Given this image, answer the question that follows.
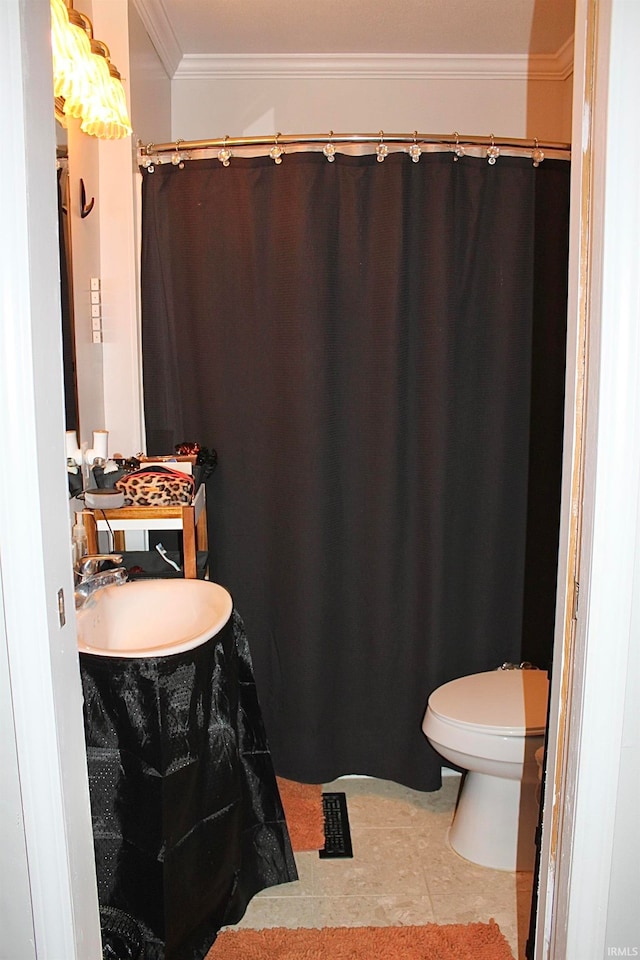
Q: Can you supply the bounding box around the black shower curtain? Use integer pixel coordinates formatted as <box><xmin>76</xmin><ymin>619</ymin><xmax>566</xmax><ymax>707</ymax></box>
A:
<box><xmin>141</xmin><ymin>151</ymin><xmax>569</xmax><ymax>791</ymax></box>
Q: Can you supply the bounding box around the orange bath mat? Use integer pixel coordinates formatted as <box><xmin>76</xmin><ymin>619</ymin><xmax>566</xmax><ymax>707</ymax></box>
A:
<box><xmin>209</xmin><ymin>920</ymin><xmax>515</xmax><ymax>959</ymax></box>
<box><xmin>276</xmin><ymin>777</ymin><xmax>325</xmax><ymax>852</ymax></box>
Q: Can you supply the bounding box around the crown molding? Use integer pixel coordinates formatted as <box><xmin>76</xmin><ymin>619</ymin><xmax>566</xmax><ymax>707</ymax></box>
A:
<box><xmin>130</xmin><ymin>0</ymin><xmax>573</xmax><ymax>84</ymax></box>
<box><xmin>175</xmin><ymin>47</ymin><xmax>574</xmax><ymax>82</ymax></box>
<box><xmin>131</xmin><ymin>0</ymin><xmax>182</xmax><ymax>79</ymax></box>
<box><xmin>552</xmin><ymin>36</ymin><xmax>575</xmax><ymax>81</ymax></box>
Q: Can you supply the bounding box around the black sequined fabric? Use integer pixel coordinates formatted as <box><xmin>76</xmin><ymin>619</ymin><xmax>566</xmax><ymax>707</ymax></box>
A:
<box><xmin>80</xmin><ymin>609</ymin><xmax>297</xmax><ymax>960</ymax></box>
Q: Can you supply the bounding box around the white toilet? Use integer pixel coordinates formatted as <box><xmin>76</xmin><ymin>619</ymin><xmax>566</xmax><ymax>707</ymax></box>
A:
<box><xmin>422</xmin><ymin>667</ymin><xmax>549</xmax><ymax>872</ymax></box>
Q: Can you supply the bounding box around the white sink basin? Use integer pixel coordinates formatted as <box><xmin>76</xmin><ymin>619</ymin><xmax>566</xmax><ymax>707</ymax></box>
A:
<box><xmin>76</xmin><ymin>579</ymin><xmax>233</xmax><ymax>658</ymax></box>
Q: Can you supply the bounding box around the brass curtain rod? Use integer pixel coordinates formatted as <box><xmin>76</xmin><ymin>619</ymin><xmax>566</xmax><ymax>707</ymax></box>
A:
<box><xmin>139</xmin><ymin>131</ymin><xmax>571</xmax><ymax>157</ymax></box>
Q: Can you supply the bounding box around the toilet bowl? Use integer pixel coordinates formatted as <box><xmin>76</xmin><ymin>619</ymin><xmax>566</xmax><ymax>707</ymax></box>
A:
<box><xmin>422</xmin><ymin>668</ymin><xmax>549</xmax><ymax>871</ymax></box>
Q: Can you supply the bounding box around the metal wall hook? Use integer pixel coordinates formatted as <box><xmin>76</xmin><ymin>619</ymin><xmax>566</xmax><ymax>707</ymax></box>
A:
<box><xmin>80</xmin><ymin>178</ymin><xmax>95</xmax><ymax>218</ymax></box>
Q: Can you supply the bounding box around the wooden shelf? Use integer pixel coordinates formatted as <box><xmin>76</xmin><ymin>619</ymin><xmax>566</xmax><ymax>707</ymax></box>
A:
<box><xmin>82</xmin><ymin>484</ymin><xmax>208</xmax><ymax>579</ymax></box>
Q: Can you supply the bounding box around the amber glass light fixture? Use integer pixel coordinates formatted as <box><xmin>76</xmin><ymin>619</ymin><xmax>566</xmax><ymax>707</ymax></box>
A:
<box><xmin>51</xmin><ymin>0</ymin><xmax>132</xmax><ymax>140</ymax></box>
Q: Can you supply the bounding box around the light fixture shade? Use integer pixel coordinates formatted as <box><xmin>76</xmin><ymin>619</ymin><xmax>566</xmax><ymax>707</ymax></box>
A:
<box><xmin>80</xmin><ymin>76</ymin><xmax>132</xmax><ymax>139</ymax></box>
<box><xmin>51</xmin><ymin>0</ymin><xmax>92</xmax><ymax>107</ymax></box>
<box><xmin>51</xmin><ymin>0</ymin><xmax>71</xmax><ymax>97</ymax></box>
<box><xmin>105</xmin><ymin>66</ymin><xmax>133</xmax><ymax>139</ymax></box>
<box><xmin>50</xmin><ymin>0</ymin><xmax>132</xmax><ymax>141</ymax></box>
<box><xmin>80</xmin><ymin>46</ymin><xmax>132</xmax><ymax>139</ymax></box>
<box><xmin>62</xmin><ymin>22</ymin><xmax>96</xmax><ymax>119</ymax></box>
<box><xmin>79</xmin><ymin>44</ymin><xmax>114</xmax><ymax>135</ymax></box>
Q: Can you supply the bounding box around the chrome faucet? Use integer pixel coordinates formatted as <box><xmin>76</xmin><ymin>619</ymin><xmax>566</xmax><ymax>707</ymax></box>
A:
<box><xmin>74</xmin><ymin>554</ymin><xmax>128</xmax><ymax>608</ymax></box>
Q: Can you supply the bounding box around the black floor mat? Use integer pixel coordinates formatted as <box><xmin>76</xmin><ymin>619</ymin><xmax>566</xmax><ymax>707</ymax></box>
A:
<box><xmin>319</xmin><ymin>792</ymin><xmax>353</xmax><ymax>858</ymax></box>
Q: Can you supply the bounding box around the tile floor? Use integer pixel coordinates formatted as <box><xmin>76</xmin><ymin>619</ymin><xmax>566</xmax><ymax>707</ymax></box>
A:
<box><xmin>225</xmin><ymin>773</ymin><xmax>534</xmax><ymax>960</ymax></box>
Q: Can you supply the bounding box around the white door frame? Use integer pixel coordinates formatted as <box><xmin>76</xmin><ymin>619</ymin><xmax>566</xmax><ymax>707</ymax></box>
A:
<box><xmin>0</xmin><ymin>2</ymin><xmax>101</xmax><ymax>956</ymax></box>
<box><xmin>536</xmin><ymin>0</ymin><xmax>640</xmax><ymax>955</ymax></box>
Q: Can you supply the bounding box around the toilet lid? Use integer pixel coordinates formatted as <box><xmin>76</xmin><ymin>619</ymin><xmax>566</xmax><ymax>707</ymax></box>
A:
<box><xmin>427</xmin><ymin>669</ymin><xmax>549</xmax><ymax>736</ymax></box>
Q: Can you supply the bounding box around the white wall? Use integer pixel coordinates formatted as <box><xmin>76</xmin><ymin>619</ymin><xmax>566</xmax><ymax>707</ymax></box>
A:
<box><xmin>67</xmin><ymin>114</ymin><xmax>104</xmax><ymax>446</ymax></box>
<box><xmin>67</xmin><ymin>0</ymin><xmax>171</xmax><ymax>459</ymax></box>
<box><xmin>128</xmin><ymin>0</ymin><xmax>172</xmax><ymax>146</ymax></box>
<box><xmin>171</xmin><ymin>72</ymin><xmax>571</xmax><ymax>144</ymax></box>
<box><xmin>606</xmin><ymin>536</ymin><xmax>640</xmax><ymax>949</ymax></box>
<box><xmin>599</xmin><ymin>1</ymin><xmax>640</xmax><ymax>949</ymax></box>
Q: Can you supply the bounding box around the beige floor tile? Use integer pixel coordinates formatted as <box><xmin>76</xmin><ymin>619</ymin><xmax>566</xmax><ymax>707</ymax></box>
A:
<box><xmin>306</xmin><ymin>894</ymin><xmax>437</xmax><ymax>927</ymax></box>
<box><xmin>225</xmin><ymin>773</ymin><xmax>529</xmax><ymax>958</ymax></box>
<box><xmin>323</xmin><ymin>774</ymin><xmax>461</xmax><ymax>829</ymax></box>
<box><xmin>228</xmin><ymin>895</ymin><xmax>320</xmax><ymax>929</ymax></box>
<box><xmin>312</xmin><ymin>849</ymin><xmax>429</xmax><ymax>899</ymax></box>
<box><xmin>422</xmin><ymin>844</ymin><xmax>525</xmax><ymax>898</ymax></box>
<box><xmin>227</xmin><ymin>894</ymin><xmax>438</xmax><ymax>931</ymax></box>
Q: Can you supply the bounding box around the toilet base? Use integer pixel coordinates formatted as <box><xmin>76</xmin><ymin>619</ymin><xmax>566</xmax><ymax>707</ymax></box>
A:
<box><xmin>449</xmin><ymin>768</ymin><xmax>540</xmax><ymax>871</ymax></box>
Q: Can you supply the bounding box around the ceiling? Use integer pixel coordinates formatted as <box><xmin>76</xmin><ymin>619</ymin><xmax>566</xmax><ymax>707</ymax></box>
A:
<box><xmin>134</xmin><ymin>0</ymin><xmax>576</xmax><ymax>77</ymax></box>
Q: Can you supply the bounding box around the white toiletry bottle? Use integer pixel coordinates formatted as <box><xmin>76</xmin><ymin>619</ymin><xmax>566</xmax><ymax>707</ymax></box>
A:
<box><xmin>72</xmin><ymin>513</ymin><xmax>88</xmax><ymax>565</ymax></box>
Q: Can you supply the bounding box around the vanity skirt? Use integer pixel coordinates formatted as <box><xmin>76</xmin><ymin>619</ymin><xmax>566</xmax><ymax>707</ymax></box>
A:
<box><xmin>79</xmin><ymin>608</ymin><xmax>298</xmax><ymax>960</ymax></box>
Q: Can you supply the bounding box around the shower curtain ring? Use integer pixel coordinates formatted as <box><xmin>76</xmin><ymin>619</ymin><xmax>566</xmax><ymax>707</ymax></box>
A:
<box><xmin>487</xmin><ymin>134</ymin><xmax>500</xmax><ymax>165</ymax></box>
<box><xmin>409</xmin><ymin>130</ymin><xmax>422</xmax><ymax>163</ymax></box>
<box><xmin>171</xmin><ymin>138</ymin><xmax>185</xmax><ymax>168</ymax></box>
<box><xmin>532</xmin><ymin>138</ymin><xmax>545</xmax><ymax>168</ymax></box>
<box><xmin>270</xmin><ymin>133</ymin><xmax>284</xmax><ymax>164</ymax></box>
<box><xmin>218</xmin><ymin>135</ymin><xmax>232</xmax><ymax>167</ymax></box>
<box><xmin>376</xmin><ymin>130</ymin><xmax>388</xmax><ymax>163</ymax></box>
<box><xmin>142</xmin><ymin>143</ymin><xmax>157</xmax><ymax>173</ymax></box>
<box><xmin>452</xmin><ymin>131</ymin><xmax>465</xmax><ymax>161</ymax></box>
<box><xmin>323</xmin><ymin>130</ymin><xmax>336</xmax><ymax>162</ymax></box>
